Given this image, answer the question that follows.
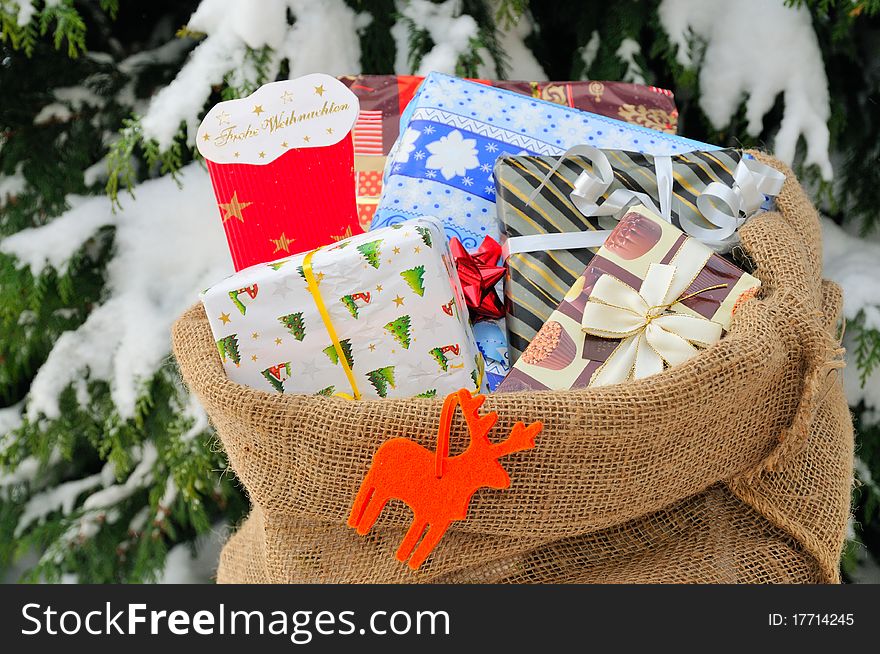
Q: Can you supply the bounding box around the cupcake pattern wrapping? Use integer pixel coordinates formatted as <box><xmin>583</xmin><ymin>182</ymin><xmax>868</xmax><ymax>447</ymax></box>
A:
<box><xmin>494</xmin><ymin>148</ymin><xmax>760</xmax><ymax>366</ymax></box>
<box><xmin>496</xmin><ymin>205</ymin><xmax>761</xmax><ymax>392</ymax></box>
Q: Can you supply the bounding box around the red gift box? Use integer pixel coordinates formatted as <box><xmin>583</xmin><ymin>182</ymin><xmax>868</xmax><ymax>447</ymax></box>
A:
<box><xmin>198</xmin><ymin>74</ymin><xmax>361</xmax><ymax>271</ymax></box>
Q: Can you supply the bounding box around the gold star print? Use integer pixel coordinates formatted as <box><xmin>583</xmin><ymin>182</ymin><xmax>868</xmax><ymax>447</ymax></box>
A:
<box><xmin>316</xmin><ymin>272</ymin><xmax>325</xmax><ymax>282</ymax></box>
<box><xmin>201</xmin><ymin>132</ymin><xmax>211</xmax><ymax>142</ymax></box>
<box><xmin>414</xmin><ymin>246</ymin><xmax>421</xmax><ymax>254</ymax></box>
<box><xmin>393</xmin><ymin>295</ymin><xmax>405</xmax><ymax>307</ymax></box>
<box><xmin>375</xmin><ymin>284</ymin><xmax>383</xmax><ymax>292</ymax></box>
<box><xmin>258</xmin><ymin>151</ymin><xmax>266</xmax><ymax>159</ymax></box>
<box><xmin>252</xmin><ymin>104</ymin><xmax>265</xmax><ymax>116</ymax></box>
<box><xmin>218</xmin><ymin>192</ymin><xmax>253</xmax><ymax>223</ymax></box>
<box><xmin>216</xmin><ymin>110</ymin><xmax>231</xmax><ymax>125</ymax></box>
<box><xmin>281</xmin><ymin>141</ymin><xmax>289</xmax><ymax>148</ymax></box>
<box><xmin>303</xmin><ymin>135</ymin><xmax>311</xmax><ymax>143</ymax></box>
<box><xmin>251</xmin><ymin>355</ymin><xmax>258</xmax><ymax>362</ymax></box>
<box><xmin>275</xmin><ymin>338</ymin><xmax>283</xmax><ymax>346</ymax></box>
<box><xmin>281</xmin><ymin>90</ymin><xmax>294</xmax><ymax>103</ymax></box>
<box><xmin>368</xmin><ymin>344</ymin><xmax>376</xmax><ymax>352</ymax></box>
<box><xmin>330</xmin><ymin>226</ymin><xmax>353</xmax><ymax>241</ymax></box>
<box><xmin>252</xmin><ymin>332</ymin><xmax>259</xmax><ymax>340</ymax></box>
<box><xmin>314</xmin><ymin>84</ymin><xmax>325</xmax><ymax>97</ymax></box>
<box><xmin>387</xmin><ymin>259</ymin><xmax>392</xmax><ymax>264</ymax></box>
<box><xmin>270</xmin><ymin>232</ymin><xmax>294</xmax><ymax>254</ymax></box>
<box><xmin>219</xmin><ymin>312</ymin><xmax>231</xmax><ymax>325</ymax></box>
<box><xmin>392</xmin><ymin>246</ymin><xmax>401</xmax><ymax>254</ymax></box>
<box><xmin>326</xmin><ymin>127</ymin><xmax>334</xmax><ymax>135</ymax></box>
<box><xmin>233</xmin><ymin>152</ymin><xmax>240</xmax><ymax>158</ymax></box>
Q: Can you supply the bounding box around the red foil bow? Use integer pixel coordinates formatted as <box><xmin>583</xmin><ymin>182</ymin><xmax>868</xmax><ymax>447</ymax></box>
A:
<box><xmin>449</xmin><ymin>237</ymin><xmax>506</xmax><ymax>321</ymax></box>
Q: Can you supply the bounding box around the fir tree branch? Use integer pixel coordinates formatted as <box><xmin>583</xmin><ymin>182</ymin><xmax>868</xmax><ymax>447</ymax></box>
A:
<box><xmin>853</xmin><ymin>310</ymin><xmax>880</xmax><ymax>387</ymax></box>
<box><xmin>494</xmin><ymin>0</ymin><xmax>528</xmax><ymax>29</ymax></box>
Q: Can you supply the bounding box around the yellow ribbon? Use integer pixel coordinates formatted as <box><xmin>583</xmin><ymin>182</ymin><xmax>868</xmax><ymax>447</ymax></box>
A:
<box><xmin>474</xmin><ymin>351</ymin><xmax>486</xmax><ymax>393</ymax></box>
<box><xmin>302</xmin><ymin>247</ymin><xmax>362</xmax><ymax>400</ymax></box>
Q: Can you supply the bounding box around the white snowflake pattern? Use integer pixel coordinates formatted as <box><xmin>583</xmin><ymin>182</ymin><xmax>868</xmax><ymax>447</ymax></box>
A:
<box><xmin>485</xmin><ymin>143</ymin><xmax>498</xmax><ymax>153</ymax></box>
<box><xmin>461</xmin><ymin>176</ymin><xmax>474</xmax><ymax>187</ymax></box>
<box><xmin>392</xmin><ymin>162</ymin><xmax>403</xmax><ymax>173</ymax></box>
<box><xmin>424</xmin><ymin>169</ymin><xmax>437</xmax><ymax>179</ymax></box>
<box><xmin>598</xmin><ymin>127</ymin><xmax>637</xmax><ymax>151</ymax></box>
<box><xmin>484</xmin><ymin>185</ymin><xmax>495</xmax><ymax>195</ymax></box>
<box><xmin>479</xmin><ymin>163</ymin><xmax>492</xmax><ymax>173</ymax></box>
<box><xmin>509</xmin><ymin>103</ymin><xmax>544</xmax><ymax>131</ymax></box>
<box><xmin>395</xmin><ymin>127</ymin><xmax>421</xmax><ymax>164</ymax></box>
<box><xmin>477</xmin><ymin>93</ymin><xmax>508</xmax><ymax>118</ymax></box>
<box><xmin>573</xmin><ymin>119</ymin><xmax>593</xmax><ymax>136</ymax></box>
<box><xmin>397</xmin><ymin>180</ymin><xmax>428</xmax><ymax>209</ymax></box>
<box><xmin>423</xmin><ymin>125</ymin><xmax>435</xmax><ymax>135</ymax></box>
<box><xmin>414</xmin><ymin>150</ymin><xmax>426</xmax><ymax>160</ymax></box>
<box><xmin>425</xmin><ymin>129</ymin><xmax>479</xmax><ymax>180</ymax></box>
<box><xmin>429</xmin><ymin>187</ymin><xmax>503</xmax><ymax>242</ymax></box>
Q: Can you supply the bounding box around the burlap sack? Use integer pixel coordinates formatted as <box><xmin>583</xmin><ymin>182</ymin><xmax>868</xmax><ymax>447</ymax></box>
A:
<box><xmin>172</xmin><ymin>153</ymin><xmax>854</xmax><ymax>584</ymax></box>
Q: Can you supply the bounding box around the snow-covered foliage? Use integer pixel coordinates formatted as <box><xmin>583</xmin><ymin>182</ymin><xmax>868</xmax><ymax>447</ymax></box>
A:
<box><xmin>401</xmin><ymin>0</ymin><xmax>480</xmax><ymax>75</ymax></box>
<box><xmin>822</xmin><ymin>218</ymin><xmax>880</xmax><ymax>416</ymax></box>
<box><xmin>141</xmin><ymin>0</ymin><xmax>368</xmax><ymax>149</ymax></box>
<box><xmin>658</xmin><ymin>0</ymin><xmax>832</xmax><ymax>179</ymax></box>
<box><xmin>2</xmin><ymin>165</ymin><xmax>230</xmax><ymax>420</ymax></box>
<box><xmin>2</xmin><ymin>0</ymin><xmax>879</xmax><ymax>583</ymax></box>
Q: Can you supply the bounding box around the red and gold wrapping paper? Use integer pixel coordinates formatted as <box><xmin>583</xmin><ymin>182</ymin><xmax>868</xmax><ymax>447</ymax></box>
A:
<box><xmin>198</xmin><ymin>74</ymin><xmax>361</xmax><ymax>271</ymax></box>
<box><xmin>206</xmin><ymin>139</ymin><xmax>359</xmax><ymax>271</ymax></box>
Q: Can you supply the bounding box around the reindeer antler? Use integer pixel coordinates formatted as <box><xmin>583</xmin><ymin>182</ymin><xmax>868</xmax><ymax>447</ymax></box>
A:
<box><xmin>492</xmin><ymin>420</ymin><xmax>542</xmax><ymax>458</ymax></box>
<box><xmin>455</xmin><ymin>389</ymin><xmax>498</xmax><ymax>447</ymax></box>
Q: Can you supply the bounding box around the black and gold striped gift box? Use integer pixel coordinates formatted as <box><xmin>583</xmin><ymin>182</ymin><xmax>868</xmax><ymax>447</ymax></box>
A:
<box><xmin>495</xmin><ymin>148</ymin><xmax>742</xmax><ymax>364</ymax></box>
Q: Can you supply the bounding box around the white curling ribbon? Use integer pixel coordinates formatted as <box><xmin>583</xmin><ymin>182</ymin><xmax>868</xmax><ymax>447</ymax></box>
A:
<box><xmin>691</xmin><ymin>157</ymin><xmax>786</xmax><ymax>248</ymax></box>
<box><xmin>580</xmin><ymin>258</ymin><xmax>724</xmax><ymax>387</ymax></box>
<box><xmin>569</xmin><ymin>146</ymin><xmax>673</xmax><ymax>223</ymax></box>
<box><xmin>510</xmin><ymin>147</ymin><xmax>784</xmax><ymax>256</ymax></box>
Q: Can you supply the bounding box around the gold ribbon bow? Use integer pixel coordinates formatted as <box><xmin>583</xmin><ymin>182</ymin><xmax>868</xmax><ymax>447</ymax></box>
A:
<box><xmin>581</xmin><ymin>242</ymin><xmax>725</xmax><ymax>386</ymax></box>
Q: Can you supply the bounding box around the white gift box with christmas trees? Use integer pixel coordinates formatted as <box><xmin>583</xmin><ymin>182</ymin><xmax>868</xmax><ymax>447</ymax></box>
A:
<box><xmin>201</xmin><ymin>216</ymin><xmax>485</xmax><ymax>399</ymax></box>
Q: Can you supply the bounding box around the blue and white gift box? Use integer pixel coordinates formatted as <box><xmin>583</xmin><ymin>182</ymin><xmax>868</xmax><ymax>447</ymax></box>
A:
<box><xmin>370</xmin><ymin>72</ymin><xmax>719</xmax><ymax>250</ymax></box>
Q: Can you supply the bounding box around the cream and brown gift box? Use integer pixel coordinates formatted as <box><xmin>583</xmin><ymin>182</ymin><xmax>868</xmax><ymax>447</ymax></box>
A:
<box><xmin>496</xmin><ymin>204</ymin><xmax>761</xmax><ymax>392</ymax></box>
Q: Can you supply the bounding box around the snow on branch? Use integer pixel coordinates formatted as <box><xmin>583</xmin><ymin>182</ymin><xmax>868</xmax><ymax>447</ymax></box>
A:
<box><xmin>81</xmin><ymin>443</ymin><xmax>157</xmax><ymax>513</ymax></box>
<box><xmin>15</xmin><ymin>471</ymin><xmax>104</xmax><ymax>536</ymax></box>
<box><xmin>279</xmin><ymin>0</ymin><xmax>369</xmax><ymax>78</ymax></box>
<box><xmin>1</xmin><ymin>195</ymin><xmax>114</xmax><ymax>275</ymax></box>
<box><xmin>2</xmin><ymin>164</ymin><xmax>230</xmax><ymax>420</ymax></box>
<box><xmin>616</xmin><ymin>38</ymin><xmax>646</xmax><ymax>86</ymax></box>
<box><xmin>0</xmin><ymin>448</ymin><xmax>62</xmax><ymax>491</ymax></box>
<box><xmin>658</xmin><ymin>0</ymin><xmax>832</xmax><ymax>179</ymax></box>
<box><xmin>822</xmin><ymin>217</ymin><xmax>880</xmax><ymax>415</ymax></box>
<box><xmin>400</xmin><ymin>0</ymin><xmax>480</xmax><ymax>75</ymax></box>
<box><xmin>140</xmin><ymin>0</ymin><xmax>365</xmax><ymax>150</ymax></box>
<box><xmin>0</xmin><ymin>163</ymin><xmax>27</xmax><ymax>208</ymax></box>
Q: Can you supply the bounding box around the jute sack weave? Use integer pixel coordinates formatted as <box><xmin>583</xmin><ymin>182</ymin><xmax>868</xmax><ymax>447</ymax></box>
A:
<box><xmin>172</xmin><ymin>153</ymin><xmax>854</xmax><ymax>584</ymax></box>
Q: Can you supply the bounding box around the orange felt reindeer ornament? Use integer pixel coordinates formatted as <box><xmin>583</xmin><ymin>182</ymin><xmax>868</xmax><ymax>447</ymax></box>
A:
<box><xmin>348</xmin><ymin>388</ymin><xmax>543</xmax><ymax>570</ymax></box>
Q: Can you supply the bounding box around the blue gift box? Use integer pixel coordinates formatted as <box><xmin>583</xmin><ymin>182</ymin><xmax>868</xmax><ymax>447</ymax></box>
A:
<box><xmin>473</xmin><ymin>320</ymin><xmax>508</xmax><ymax>391</ymax></box>
<box><xmin>370</xmin><ymin>72</ymin><xmax>719</xmax><ymax>250</ymax></box>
